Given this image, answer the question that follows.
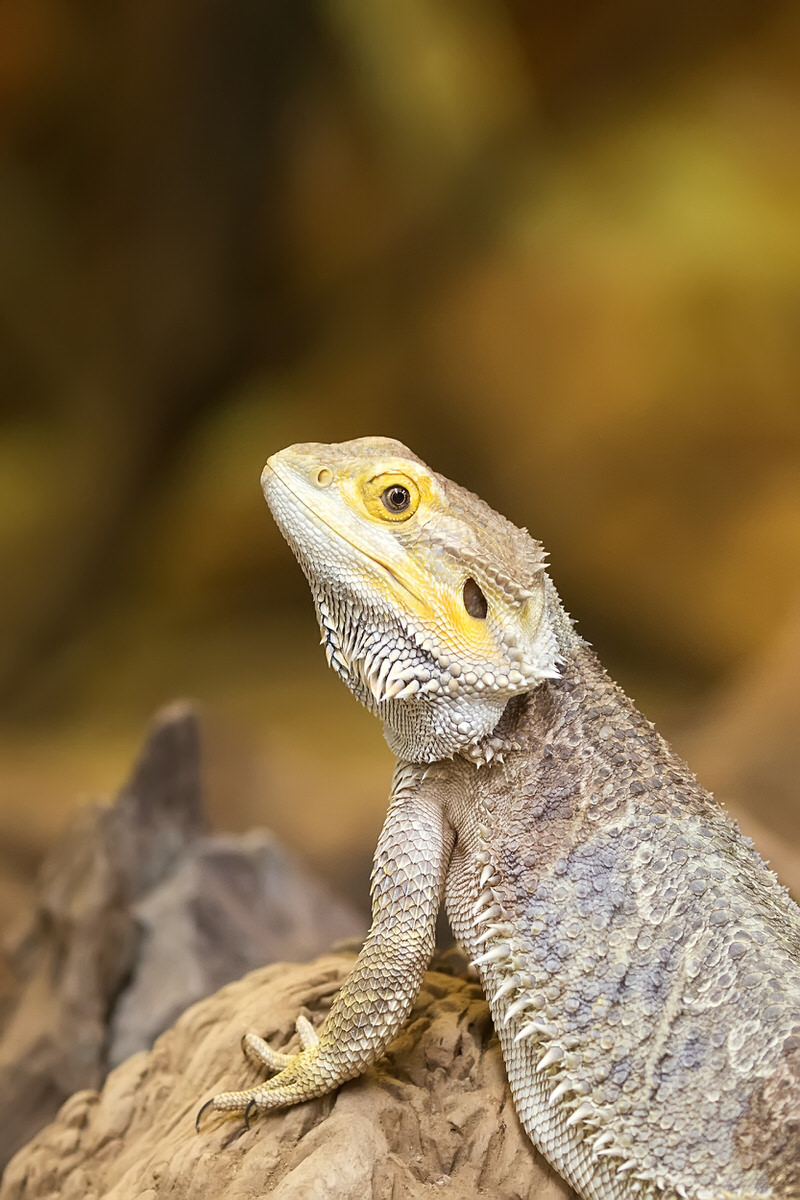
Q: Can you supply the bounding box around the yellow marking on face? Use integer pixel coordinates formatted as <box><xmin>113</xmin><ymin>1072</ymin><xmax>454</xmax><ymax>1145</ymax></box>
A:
<box><xmin>331</xmin><ymin>466</ymin><xmax>504</xmax><ymax>660</ymax></box>
<box><xmin>436</xmin><ymin>581</ymin><xmax>504</xmax><ymax>657</ymax></box>
<box><xmin>271</xmin><ymin>450</ymin><xmax>510</xmax><ymax>657</ymax></box>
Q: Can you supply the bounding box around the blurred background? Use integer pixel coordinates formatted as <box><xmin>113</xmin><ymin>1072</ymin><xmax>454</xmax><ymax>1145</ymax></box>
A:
<box><xmin>0</xmin><ymin>0</ymin><xmax>798</xmax><ymax>948</ymax></box>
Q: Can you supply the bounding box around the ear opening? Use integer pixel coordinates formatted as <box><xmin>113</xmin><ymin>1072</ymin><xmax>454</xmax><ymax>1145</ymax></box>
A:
<box><xmin>463</xmin><ymin>577</ymin><xmax>488</xmax><ymax>619</ymax></box>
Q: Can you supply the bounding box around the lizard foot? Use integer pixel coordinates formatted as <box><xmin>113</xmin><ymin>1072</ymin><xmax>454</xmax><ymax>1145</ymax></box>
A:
<box><xmin>196</xmin><ymin>1015</ymin><xmax>324</xmax><ymax>1131</ymax></box>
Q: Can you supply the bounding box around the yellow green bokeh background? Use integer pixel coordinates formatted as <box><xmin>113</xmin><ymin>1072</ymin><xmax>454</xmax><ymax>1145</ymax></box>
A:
<box><xmin>0</xmin><ymin>1</ymin><xmax>798</xmax><ymax>943</ymax></box>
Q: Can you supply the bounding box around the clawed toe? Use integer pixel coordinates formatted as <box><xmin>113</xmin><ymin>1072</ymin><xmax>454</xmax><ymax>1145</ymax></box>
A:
<box><xmin>196</xmin><ymin>1014</ymin><xmax>322</xmax><ymax>1131</ymax></box>
<box><xmin>241</xmin><ymin>1031</ymin><xmax>292</xmax><ymax>1073</ymax></box>
<box><xmin>240</xmin><ymin>1014</ymin><xmax>319</xmax><ymax>1072</ymax></box>
<box><xmin>295</xmin><ymin>1014</ymin><xmax>319</xmax><ymax>1049</ymax></box>
<box><xmin>195</xmin><ymin>1085</ymin><xmax>267</xmax><ymax>1132</ymax></box>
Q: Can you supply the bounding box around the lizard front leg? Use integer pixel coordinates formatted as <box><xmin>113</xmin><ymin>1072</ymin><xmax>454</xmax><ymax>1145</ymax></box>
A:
<box><xmin>198</xmin><ymin>764</ymin><xmax>454</xmax><ymax>1125</ymax></box>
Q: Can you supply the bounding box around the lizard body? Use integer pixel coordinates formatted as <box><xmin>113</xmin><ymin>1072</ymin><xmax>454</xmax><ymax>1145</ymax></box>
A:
<box><xmin>201</xmin><ymin>438</ymin><xmax>800</xmax><ymax>1199</ymax></box>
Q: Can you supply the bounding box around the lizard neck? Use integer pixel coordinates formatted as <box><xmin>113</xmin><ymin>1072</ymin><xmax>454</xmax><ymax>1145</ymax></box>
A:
<box><xmin>314</xmin><ymin>571</ymin><xmax>571</xmax><ymax>766</ymax></box>
<box><xmin>443</xmin><ymin>577</ymin><xmax>585</xmax><ymax>769</ymax></box>
<box><xmin>462</xmin><ymin>591</ymin><xmax>624</xmax><ymax>773</ymax></box>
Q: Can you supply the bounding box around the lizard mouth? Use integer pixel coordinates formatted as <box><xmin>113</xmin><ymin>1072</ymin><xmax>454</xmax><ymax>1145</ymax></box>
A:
<box><xmin>264</xmin><ymin>460</ymin><xmax>427</xmax><ymax>610</ymax></box>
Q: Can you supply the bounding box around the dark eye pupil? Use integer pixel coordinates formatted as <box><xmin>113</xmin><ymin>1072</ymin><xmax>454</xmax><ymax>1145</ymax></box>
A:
<box><xmin>382</xmin><ymin>485</ymin><xmax>410</xmax><ymax>513</ymax></box>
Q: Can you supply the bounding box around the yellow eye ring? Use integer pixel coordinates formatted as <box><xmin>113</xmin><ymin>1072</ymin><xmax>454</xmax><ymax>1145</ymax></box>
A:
<box><xmin>361</xmin><ymin>473</ymin><xmax>420</xmax><ymax>522</ymax></box>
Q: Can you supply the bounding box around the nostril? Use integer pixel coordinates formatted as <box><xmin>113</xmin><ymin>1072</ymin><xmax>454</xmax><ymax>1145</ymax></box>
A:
<box><xmin>314</xmin><ymin>467</ymin><xmax>333</xmax><ymax>488</ymax></box>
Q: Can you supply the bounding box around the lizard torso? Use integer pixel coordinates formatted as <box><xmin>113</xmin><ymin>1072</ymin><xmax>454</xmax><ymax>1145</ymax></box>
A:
<box><xmin>202</xmin><ymin>437</ymin><xmax>800</xmax><ymax>1200</ymax></box>
<box><xmin>440</xmin><ymin>639</ymin><xmax>800</xmax><ymax>1198</ymax></box>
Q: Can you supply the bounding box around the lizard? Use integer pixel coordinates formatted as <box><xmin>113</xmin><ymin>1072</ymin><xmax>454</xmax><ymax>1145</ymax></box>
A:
<box><xmin>198</xmin><ymin>436</ymin><xmax>800</xmax><ymax>1199</ymax></box>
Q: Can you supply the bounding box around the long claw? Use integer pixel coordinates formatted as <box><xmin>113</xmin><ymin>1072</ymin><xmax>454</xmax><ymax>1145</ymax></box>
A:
<box><xmin>197</xmin><ymin>1012</ymin><xmax>322</xmax><ymax>1133</ymax></box>
<box><xmin>195</xmin><ymin>1099</ymin><xmax>215</xmax><ymax>1134</ymax></box>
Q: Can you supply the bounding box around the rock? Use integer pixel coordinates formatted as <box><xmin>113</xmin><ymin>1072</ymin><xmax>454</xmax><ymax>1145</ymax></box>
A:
<box><xmin>1</xmin><ymin>952</ymin><xmax>575</xmax><ymax>1200</ymax></box>
<box><xmin>0</xmin><ymin>705</ymin><xmax>364</xmax><ymax>1169</ymax></box>
<box><xmin>108</xmin><ymin>829</ymin><xmax>364</xmax><ymax>1068</ymax></box>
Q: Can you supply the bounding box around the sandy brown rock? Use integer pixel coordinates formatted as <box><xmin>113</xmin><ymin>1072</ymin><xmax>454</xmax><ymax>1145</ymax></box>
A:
<box><xmin>0</xmin><ymin>703</ymin><xmax>202</xmax><ymax>1172</ymax></box>
<box><xmin>0</xmin><ymin>705</ymin><xmax>363</xmax><ymax>1170</ymax></box>
<box><xmin>1</xmin><ymin>952</ymin><xmax>575</xmax><ymax>1200</ymax></box>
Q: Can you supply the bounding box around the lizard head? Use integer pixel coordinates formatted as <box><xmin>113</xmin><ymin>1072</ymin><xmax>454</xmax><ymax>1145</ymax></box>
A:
<box><xmin>262</xmin><ymin>437</ymin><xmax>561</xmax><ymax>763</ymax></box>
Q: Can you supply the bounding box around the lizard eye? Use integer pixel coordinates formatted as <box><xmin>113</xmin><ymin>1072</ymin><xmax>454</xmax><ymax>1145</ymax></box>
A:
<box><xmin>362</xmin><ymin>472</ymin><xmax>420</xmax><ymax>522</ymax></box>
<box><xmin>381</xmin><ymin>485</ymin><xmax>411</xmax><ymax>514</ymax></box>
<box><xmin>463</xmin><ymin>577</ymin><xmax>488</xmax><ymax>619</ymax></box>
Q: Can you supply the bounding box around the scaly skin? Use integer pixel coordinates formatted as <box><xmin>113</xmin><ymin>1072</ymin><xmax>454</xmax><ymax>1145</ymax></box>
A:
<box><xmin>200</xmin><ymin>438</ymin><xmax>800</xmax><ymax>1200</ymax></box>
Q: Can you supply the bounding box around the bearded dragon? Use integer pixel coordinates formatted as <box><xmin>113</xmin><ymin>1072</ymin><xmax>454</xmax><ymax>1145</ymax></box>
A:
<box><xmin>198</xmin><ymin>437</ymin><xmax>800</xmax><ymax>1200</ymax></box>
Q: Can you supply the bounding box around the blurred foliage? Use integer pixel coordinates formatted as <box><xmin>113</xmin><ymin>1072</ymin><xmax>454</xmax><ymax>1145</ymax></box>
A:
<box><xmin>0</xmin><ymin>0</ymin><xmax>798</xmax><ymax>918</ymax></box>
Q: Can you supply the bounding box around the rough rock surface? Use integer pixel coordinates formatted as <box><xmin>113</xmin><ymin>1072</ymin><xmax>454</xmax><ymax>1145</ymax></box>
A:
<box><xmin>1</xmin><ymin>951</ymin><xmax>575</xmax><ymax>1200</ymax></box>
<box><xmin>0</xmin><ymin>705</ymin><xmax>363</xmax><ymax>1169</ymax></box>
